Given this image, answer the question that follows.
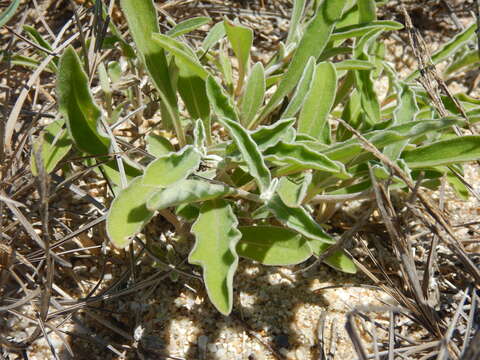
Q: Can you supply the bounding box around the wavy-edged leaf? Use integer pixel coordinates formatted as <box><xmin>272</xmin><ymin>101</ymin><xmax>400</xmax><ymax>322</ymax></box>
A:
<box><xmin>402</xmin><ymin>136</ymin><xmax>480</xmax><ymax>168</ymax></box>
<box><xmin>219</xmin><ymin>117</ymin><xmax>271</xmax><ymax>194</ymax></box>
<box><xmin>152</xmin><ymin>33</ymin><xmax>209</xmax><ymax>80</ymax></box>
<box><xmin>166</xmin><ymin>16</ymin><xmax>211</xmax><ymax>38</ymax></box>
<box><xmin>106</xmin><ymin>177</ymin><xmax>158</xmax><ymax>249</ymax></box>
<box><xmin>142</xmin><ymin>146</ymin><xmax>201</xmax><ymax>187</ymax></box>
<box><xmin>264</xmin><ymin>141</ymin><xmax>342</xmax><ymax>174</ymax></box>
<box><xmin>298</xmin><ymin>62</ymin><xmax>337</xmax><ymax>143</ymax></box>
<box><xmin>267</xmin><ymin>194</ymin><xmax>334</xmax><ymax>244</ymax></box>
<box><xmin>258</xmin><ymin>0</ymin><xmax>348</xmax><ymax>124</ymax></box>
<box><xmin>237</xmin><ymin>226</ymin><xmax>312</xmax><ymax>266</ymax></box>
<box><xmin>281</xmin><ymin>57</ymin><xmax>316</xmax><ymax>120</ymax></box>
<box><xmin>190</xmin><ymin>200</ymin><xmax>241</xmax><ymax>315</ymax></box>
<box><xmin>58</xmin><ymin>47</ymin><xmax>110</xmax><ymax>155</ymax></box>
<box><xmin>240</xmin><ymin>62</ymin><xmax>265</xmax><ymax>127</ymax></box>
<box><xmin>331</xmin><ymin>20</ymin><xmax>403</xmax><ymax>42</ymax></box>
<box><xmin>146</xmin><ymin>134</ymin><xmax>174</xmax><ymax>157</ymax></box>
<box><xmin>277</xmin><ymin>172</ymin><xmax>312</xmax><ymax>208</ymax></box>
<box><xmin>147</xmin><ymin>179</ymin><xmax>233</xmax><ymax>211</ymax></box>
<box><xmin>206</xmin><ymin>76</ymin><xmax>238</xmax><ymax>121</ymax></box>
<box><xmin>0</xmin><ymin>0</ymin><xmax>20</xmax><ymax>27</ymax></box>
<box><xmin>31</xmin><ymin>119</ymin><xmax>72</xmax><ymax>175</ymax></box>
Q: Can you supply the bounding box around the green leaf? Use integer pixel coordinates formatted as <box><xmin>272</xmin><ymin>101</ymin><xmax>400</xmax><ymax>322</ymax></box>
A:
<box><xmin>166</xmin><ymin>16</ymin><xmax>211</xmax><ymax>37</ymax></box>
<box><xmin>406</xmin><ymin>23</ymin><xmax>477</xmax><ymax>81</ymax></box>
<box><xmin>57</xmin><ymin>47</ymin><xmax>110</xmax><ymax>155</ymax></box>
<box><xmin>250</xmin><ymin>118</ymin><xmax>296</xmax><ymax>151</ymax></box>
<box><xmin>240</xmin><ymin>62</ymin><xmax>265</xmax><ymax>127</ymax></box>
<box><xmin>142</xmin><ymin>146</ymin><xmax>202</xmax><ymax>187</ymax></box>
<box><xmin>190</xmin><ymin>200</ymin><xmax>241</xmax><ymax>315</ymax></box>
<box><xmin>237</xmin><ymin>226</ymin><xmax>312</xmax><ymax>265</ymax></box>
<box><xmin>402</xmin><ymin>136</ymin><xmax>480</xmax><ymax>168</ymax></box>
<box><xmin>286</xmin><ymin>0</ymin><xmax>307</xmax><ymax>45</ymax></box>
<box><xmin>331</xmin><ymin>20</ymin><xmax>403</xmax><ymax>42</ymax></box>
<box><xmin>151</xmin><ymin>33</ymin><xmax>209</xmax><ymax>80</ymax></box>
<box><xmin>384</xmin><ymin>83</ymin><xmax>418</xmax><ymax>160</ymax></box>
<box><xmin>445</xmin><ymin>50</ymin><xmax>480</xmax><ymax>75</ymax></box>
<box><xmin>281</xmin><ymin>57</ymin><xmax>316</xmax><ymax>120</ymax></box>
<box><xmin>218</xmin><ymin>117</ymin><xmax>271</xmax><ymax>194</ymax></box>
<box><xmin>267</xmin><ymin>195</ymin><xmax>335</xmax><ymax>244</ymax></box>
<box><xmin>358</xmin><ymin>0</ymin><xmax>376</xmax><ymax>23</ymax></box>
<box><xmin>146</xmin><ymin>134</ymin><xmax>174</xmax><ymax>157</ymax></box>
<box><xmin>224</xmin><ymin>19</ymin><xmax>253</xmax><ymax>90</ymax></box>
<box><xmin>147</xmin><ymin>179</ymin><xmax>233</xmax><ymax>211</ymax></box>
<box><xmin>201</xmin><ymin>21</ymin><xmax>226</xmax><ymax>52</ymax></box>
<box><xmin>31</xmin><ymin>119</ymin><xmax>72</xmax><ymax>175</ymax></box>
<box><xmin>106</xmin><ymin>177</ymin><xmax>158</xmax><ymax>249</ymax></box>
<box><xmin>323</xmin><ymin>250</ymin><xmax>357</xmax><ymax>274</ymax></box>
<box><xmin>206</xmin><ymin>76</ymin><xmax>238</xmax><ymax>121</ymax></box>
<box><xmin>264</xmin><ymin>141</ymin><xmax>343</xmax><ymax>174</ymax></box>
<box><xmin>0</xmin><ymin>0</ymin><xmax>20</xmax><ymax>27</ymax></box>
<box><xmin>277</xmin><ymin>172</ymin><xmax>312</xmax><ymax>208</ymax></box>
<box><xmin>258</xmin><ymin>0</ymin><xmax>348</xmax><ymax>124</ymax></box>
<box><xmin>298</xmin><ymin>61</ymin><xmax>337</xmax><ymax>143</ymax></box>
<box><xmin>177</xmin><ymin>73</ymin><xmax>210</xmax><ymax>126</ymax></box>
<box><xmin>23</xmin><ymin>25</ymin><xmax>54</xmax><ymax>52</ymax></box>
<box><xmin>353</xmin><ymin>29</ymin><xmax>383</xmax><ymax>126</ymax></box>
<box><xmin>120</xmin><ymin>0</ymin><xmax>180</xmax><ymax>141</ymax></box>
<box><xmin>334</xmin><ymin>59</ymin><xmax>375</xmax><ymax>71</ymax></box>
<box><xmin>325</xmin><ymin>118</ymin><xmax>464</xmax><ymax>162</ymax></box>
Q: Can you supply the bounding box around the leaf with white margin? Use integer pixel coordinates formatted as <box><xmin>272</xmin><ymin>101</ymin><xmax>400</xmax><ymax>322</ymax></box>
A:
<box><xmin>106</xmin><ymin>177</ymin><xmax>159</xmax><ymax>248</ymax></box>
<box><xmin>142</xmin><ymin>146</ymin><xmax>201</xmax><ymax>187</ymax></box>
<box><xmin>190</xmin><ymin>200</ymin><xmax>241</xmax><ymax>315</ymax></box>
<box><xmin>147</xmin><ymin>178</ymin><xmax>234</xmax><ymax>211</ymax></box>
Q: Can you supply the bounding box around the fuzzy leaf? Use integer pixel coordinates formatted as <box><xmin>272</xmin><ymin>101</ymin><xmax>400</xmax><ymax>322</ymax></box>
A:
<box><xmin>331</xmin><ymin>20</ymin><xmax>403</xmax><ymax>42</ymax></box>
<box><xmin>31</xmin><ymin>119</ymin><xmax>72</xmax><ymax>175</ymax></box>
<box><xmin>0</xmin><ymin>0</ymin><xmax>20</xmax><ymax>27</ymax></box>
<box><xmin>201</xmin><ymin>22</ymin><xmax>226</xmax><ymax>52</ymax></box>
<box><xmin>224</xmin><ymin>19</ymin><xmax>253</xmax><ymax>85</ymax></box>
<box><xmin>106</xmin><ymin>177</ymin><xmax>158</xmax><ymax>249</ymax></box>
<box><xmin>206</xmin><ymin>76</ymin><xmax>238</xmax><ymax>121</ymax></box>
<box><xmin>240</xmin><ymin>62</ymin><xmax>265</xmax><ymax>127</ymax></box>
<box><xmin>286</xmin><ymin>0</ymin><xmax>307</xmax><ymax>45</ymax></box>
<box><xmin>146</xmin><ymin>134</ymin><xmax>174</xmax><ymax>157</ymax></box>
<box><xmin>277</xmin><ymin>172</ymin><xmax>312</xmax><ymax>208</ymax></box>
<box><xmin>237</xmin><ymin>226</ymin><xmax>312</xmax><ymax>266</ymax></box>
<box><xmin>142</xmin><ymin>146</ymin><xmax>201</xmax><ymax>187</ymax></box>
<box><xmin>267</xmin><ymin>195</ymin><xmax>334</xmax><ymax>244</ymax></box>
<box><xmin>259</xmin><ymin>0</ymin><xmax>348</xmax><ymax>123</ymax></box>
<box><xmin>298</xmin><ymin>62</ymin><xmax>337</xmax><ymax>143</ymax></box>
<box><xmin>334</xmin><ymin>59</ymin><xmax>375</xmax><ymax>71</ymax></box>
<box><xmin>190</xmin><ymin>200</ymin><xmax>241</xmax><ymax>315</ymax></box>
<box><xmin>166</xmin><ymin>17</ymin><xmax>211</xmax><ymax>38</ymax></box>
<box><xmin>281</xmin><ymin>57</ymin><xmax>316</xmax><ymax>120</ymax></box>
<box><xmin>152</xmin><ymin>33</ymin><xmax>209</xmax><ymax>80</ymax></box>
<box><xmin>402</xmin><ymin>136</ymin><xmax>480</xmax><ymax>168</ymax></box>
<box><xmin>121</xmin><ymin>0</ymin><xmax>178</xmax><ymax>131</ymax></box>
<box><xmin>219</xmin><ymin>117</ymin><xmax>271</xmax><ymax>194</ymax></box>
<box><xmin>147</xmin><ymin>179</ymin><xmax>233</xmax><ymax>211</ymax></box>
<box><xmin>358</xmin><ymin>0</ymin><xmax>376</xmax><ymax>23</ymax></box>
<box><xmin>58</xmin><ymin>47</ymin><xmax>110</xmax><ymax>155</ymax></box>
<box><xmin>264</xmin><ymin>141</ymin><xmax>342</xmax><ymax>174</ymax></box>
